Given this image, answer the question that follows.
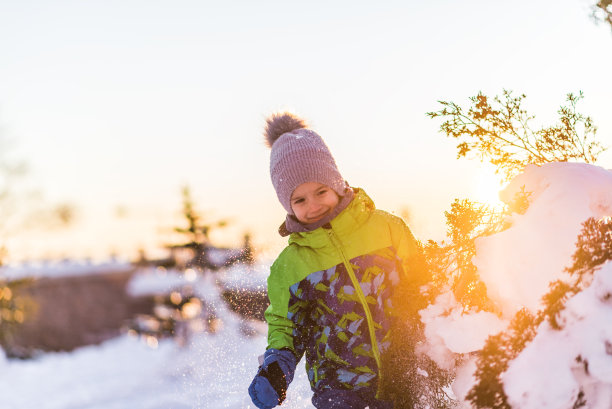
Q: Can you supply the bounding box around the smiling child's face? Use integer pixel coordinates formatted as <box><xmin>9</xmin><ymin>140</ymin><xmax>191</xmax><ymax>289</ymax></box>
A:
<box><xmin>290</xmin><ymin>182</ymin><xmax>340</xmax><ymax>224</ymax></box>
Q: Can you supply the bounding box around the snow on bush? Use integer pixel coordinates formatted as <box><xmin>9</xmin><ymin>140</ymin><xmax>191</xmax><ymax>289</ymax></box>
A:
<box><xmin>419</xmin><ymin>162</ymin><xmax>612</xmax><ymax>408</ymax></box>
<box><xmin>474</xmin><ymin>162</ymin><xmax>612</xmax><ymax>317</ymax></box>
<box><xmin>419</xmin><ymin>290</ymin><xmax>507</xmax><ymax>371</ymax></box>
<box><xmin>503</xmin><ymin>262</ymin><xmax>612</xmax><ymax>409</ymax></box>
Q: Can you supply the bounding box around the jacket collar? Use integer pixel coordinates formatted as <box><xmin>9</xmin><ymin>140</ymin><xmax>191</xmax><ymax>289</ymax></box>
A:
<box><xmin>280</xmin><ymin>186</ymin><xmax>355</xmax><ymax>236</ymax></box>
<box><xmin>284</xmin><ymin>188</ymin><xmax>375</xmax><ymax>249</ymax></box>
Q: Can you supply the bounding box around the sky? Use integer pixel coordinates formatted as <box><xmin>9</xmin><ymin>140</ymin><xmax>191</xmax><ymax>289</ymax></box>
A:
<box><xmin>1</xmin><ymin>0</ymin><xmax>611</xmax><ymax>261</ymax></box>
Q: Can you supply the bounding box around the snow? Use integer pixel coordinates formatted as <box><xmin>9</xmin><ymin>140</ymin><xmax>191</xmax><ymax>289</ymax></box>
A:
<box><xmin>419</xmin><ymin>162</ymin><xmax>612</xmax><ymax>408</ymax></box>
<box><xmin>0</xmin><ymin>266</ymin><xmax>315</xmax><ymax>409</ymax></box>
<box><xmin>419</xmin><ymin>290</ymin><xmax>507</xmax><ymax>370</ymax></box>
<box><xmin>218</xmin><ymin>263</ymin><xmax>270</xmax><ymax>292</ymax></box>
<box><xmin>127</xmin><ymin>267</ymin><xmax>200</xmax><ymax>297</ymax></box>
<box><xmin>0</xmin><ymin>259</ymin><xmax>134</xmax><ymax>281</ymax></box>
<box><xmin>2</xmin><ymin>162</ymin><xmax>611</xmax><ymax>408</ymax></box>
<box><xmin>474</xmin><ymin>162</ymin><xmax>612</xmax><ymax>317</ymax></box>
<box><xmin>503</xmin><ymin>262</ymin><xmax>612</xmax><ymax>409</ymax></box>
<box><xmin>0</xmin><ymin>330</ymin><xmax>314</xmax><ymax>409</ymax></box>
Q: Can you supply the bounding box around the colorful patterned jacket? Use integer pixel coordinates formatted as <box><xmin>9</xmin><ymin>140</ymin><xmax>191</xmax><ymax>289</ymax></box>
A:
<box><xmin>265</xmin><ymin>188</ymin><xmax>419</xmax><ymax>396</ymax></box>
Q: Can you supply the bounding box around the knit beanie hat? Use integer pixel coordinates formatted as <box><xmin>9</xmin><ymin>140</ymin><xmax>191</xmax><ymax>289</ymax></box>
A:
<box><xmin>264</xmin><ymin>112</ymin><xmax>347</xmax><ymax>215</ymax></box>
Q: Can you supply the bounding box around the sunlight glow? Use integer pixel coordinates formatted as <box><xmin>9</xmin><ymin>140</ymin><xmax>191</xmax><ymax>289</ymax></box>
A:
<box><xmin>473</xmin><ymin>165</ymin><xmax>505</xmax><ymax>207</ymax></box>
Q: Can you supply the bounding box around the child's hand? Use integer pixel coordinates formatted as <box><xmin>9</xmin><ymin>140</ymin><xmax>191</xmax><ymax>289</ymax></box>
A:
<box><xmin>248</xmin><ymin>348</ymin><xmax>296</xmax><ymax>409</ymax></box>
<box><xmin>248</xmin><ymin>372</ymin><xmax>281</xmax><ymax>409</ymax></box>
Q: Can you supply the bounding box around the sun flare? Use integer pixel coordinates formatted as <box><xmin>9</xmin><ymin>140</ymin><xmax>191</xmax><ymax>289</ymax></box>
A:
<box><xmin>473</xmin><ymin>166</ymin><xmax>506</xmax><ymax>207</ymax></box>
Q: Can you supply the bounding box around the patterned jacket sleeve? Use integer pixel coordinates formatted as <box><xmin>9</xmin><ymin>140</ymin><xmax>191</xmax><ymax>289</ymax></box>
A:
<box><xmin>285</xmin><ymin>281</ymin><xmax>312</xmax><ymax>360</ymax></box>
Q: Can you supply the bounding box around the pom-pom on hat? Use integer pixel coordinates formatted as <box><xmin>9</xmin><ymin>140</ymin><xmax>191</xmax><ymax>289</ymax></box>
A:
<box><xmin>264</xmin><ymin>112</ymin><xmax>347</xmax><ymax>215</ymax></box>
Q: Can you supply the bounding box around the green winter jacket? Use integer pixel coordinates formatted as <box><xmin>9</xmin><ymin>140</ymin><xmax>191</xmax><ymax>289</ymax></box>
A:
<box><xmin>265</xmin><ymin>188</ymin><xmax>419</xmax><ymax>394</ymax></box>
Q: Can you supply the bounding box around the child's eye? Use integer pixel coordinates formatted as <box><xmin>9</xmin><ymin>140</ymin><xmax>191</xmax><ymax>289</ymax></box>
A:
<box><xmin>293</xmin><ymin>198</ymin><xmax>305</xmax><ymax>205</ymax></box>
<box><xmin>317</xmin><ymin>189</ymin><xmax>328</xmax><ymax>195</ymax></box>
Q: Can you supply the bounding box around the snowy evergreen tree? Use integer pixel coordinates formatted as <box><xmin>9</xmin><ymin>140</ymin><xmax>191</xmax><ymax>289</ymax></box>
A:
<box><xmin>422</xmin><ymin>91</ymin><xmax>610</xmax><ymax>407</ymax></box>
<box><xmin>466</xmin><ymin>217</ymin><xmax>612</xmax><ymax>409</ymax></box>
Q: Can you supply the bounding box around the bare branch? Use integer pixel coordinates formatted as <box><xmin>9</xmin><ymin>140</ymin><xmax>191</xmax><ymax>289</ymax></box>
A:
<box><xmin>428</xmin><ymin>91</ymin><xmax>607</xmax><ymax>181</ymax></box>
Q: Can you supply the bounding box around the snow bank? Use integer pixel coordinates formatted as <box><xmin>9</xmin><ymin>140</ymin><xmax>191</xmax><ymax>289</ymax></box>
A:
<box><xmin>0</xmin><ymin>259</ymin><xmax>134</xmax><ymax>281</ymax></box>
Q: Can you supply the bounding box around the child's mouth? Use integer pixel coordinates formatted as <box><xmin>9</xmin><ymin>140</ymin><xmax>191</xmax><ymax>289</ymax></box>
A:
<box><xmin>307</xmin><ymin>210</ymin><xmax>329</xmax><ymax>222</ymax></box>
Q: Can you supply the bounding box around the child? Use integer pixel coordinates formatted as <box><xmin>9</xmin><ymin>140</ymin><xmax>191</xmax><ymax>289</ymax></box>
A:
<box><xmin>248</xmin><ymin>113</ymin><xmax>420</xmax><ymax>409</ymax></box>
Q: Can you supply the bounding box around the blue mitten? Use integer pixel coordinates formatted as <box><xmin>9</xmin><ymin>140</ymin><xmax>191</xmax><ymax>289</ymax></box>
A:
<box><xmin>248</xmin><ymin>348</ymin><xmax>297</xmax><ymax>409</ymax></box>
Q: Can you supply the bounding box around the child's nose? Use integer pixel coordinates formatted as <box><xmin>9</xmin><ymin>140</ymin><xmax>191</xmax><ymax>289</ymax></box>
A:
<box><xmin>308</xmin><ymin>201</ymin><xmax>323</xmax><ymax>213</ymax></box>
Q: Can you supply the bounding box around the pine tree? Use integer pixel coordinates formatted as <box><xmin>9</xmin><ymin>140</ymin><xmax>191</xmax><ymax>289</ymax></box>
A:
<box><xmin>174</xmin><ymin>186</ymin><xmax>227</xmax><ymax>247</ymax></box>
<box><xmin>173</xmin><ymin>186</ymin><xmax>228</xmax><ymax>269</ymax></box>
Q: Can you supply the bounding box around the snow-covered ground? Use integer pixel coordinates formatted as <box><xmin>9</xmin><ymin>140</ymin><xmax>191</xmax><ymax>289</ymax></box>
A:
<box><xmin>0</xmin><ymin>258</ymin><xmax>135</xmax><ymax>281</ymax></box>
<box><xmin>0</xmin><ymin>267</ymin><xmax>315</xmax><ymax>409</ymax></box>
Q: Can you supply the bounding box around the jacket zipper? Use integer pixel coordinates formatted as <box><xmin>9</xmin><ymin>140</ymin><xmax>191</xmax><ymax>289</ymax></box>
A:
<box><xmin>325</xmin><ymin>227</ymin><xmax>382</xmax><ymax>391</ymax></box>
